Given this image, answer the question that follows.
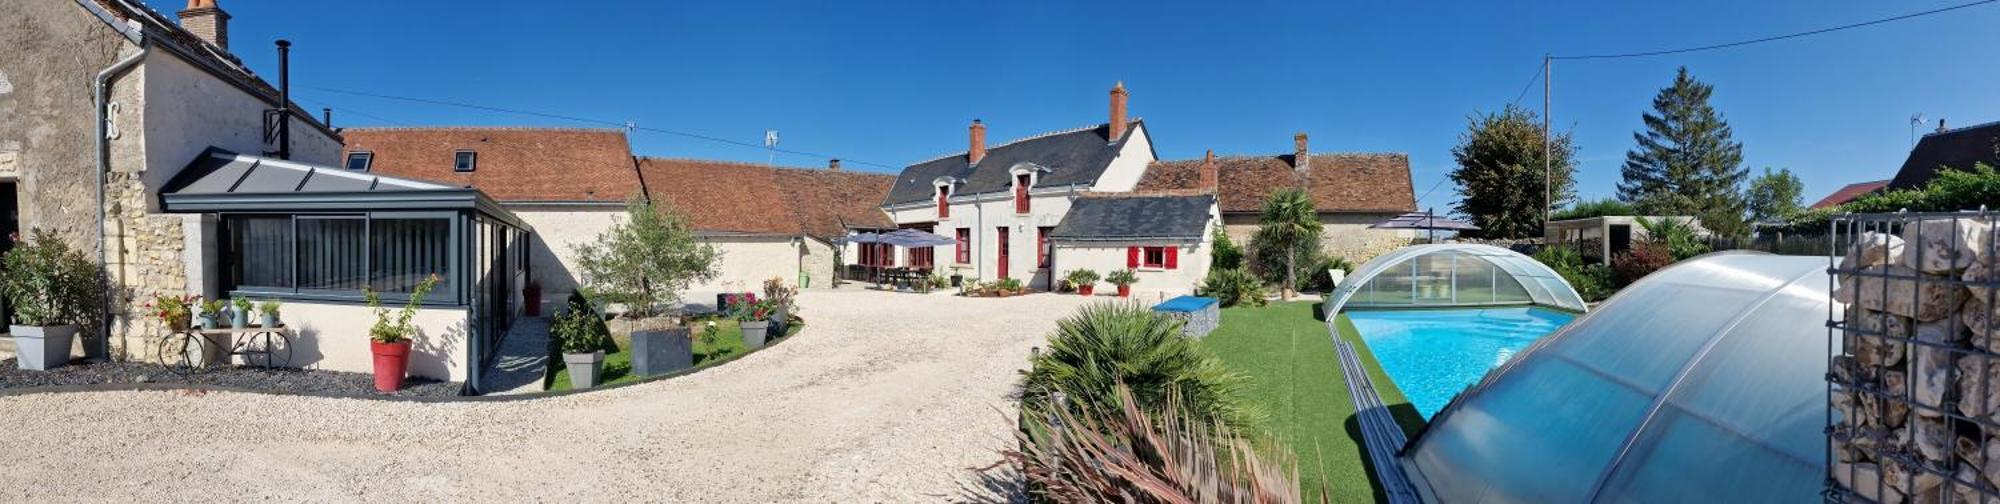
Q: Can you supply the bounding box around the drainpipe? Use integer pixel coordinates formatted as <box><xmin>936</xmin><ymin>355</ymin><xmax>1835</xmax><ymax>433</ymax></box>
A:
<box><xmin>96</xmin><ymin>43</ymin><xmax>148</xmax><ymax>361</ymax></box>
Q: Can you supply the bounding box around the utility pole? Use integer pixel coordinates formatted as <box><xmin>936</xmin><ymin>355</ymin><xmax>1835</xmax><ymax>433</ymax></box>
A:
<box><xmin>1543</xmin><ymin>54</ymin><xmax>1552</xmax><ymax>229</ymax></box>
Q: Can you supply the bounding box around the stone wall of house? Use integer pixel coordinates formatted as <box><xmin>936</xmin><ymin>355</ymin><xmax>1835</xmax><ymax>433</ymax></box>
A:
<box><xmin>1220</xmin><ymin>212</ymin><xmax>1414</xmax><ymax>266</ymax></box>
<box><xmin>105</xmin><ymin>171</ymin><xmax>189</xmax><ymax>361</ymax></box>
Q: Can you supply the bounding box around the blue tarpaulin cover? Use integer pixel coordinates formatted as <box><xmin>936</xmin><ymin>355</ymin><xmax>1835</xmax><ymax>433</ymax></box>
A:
<box><xmin>1153</xmin><ymin>296</ymin><xmax>1218</xmax><ymax>313</ymax></box>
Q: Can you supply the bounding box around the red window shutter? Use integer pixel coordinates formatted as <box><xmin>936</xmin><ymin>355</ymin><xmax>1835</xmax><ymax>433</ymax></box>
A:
<box><xmin>1127</xmin><ymin>247</ymin><xmax>1140</xmax><ymax>268</ymax></box>
<box><xmin>1166</xmin><ymin>246</ymin><xmax>1179</xmax><ymax>269</ymax></box>
<box><xmin>938</xmin><ymin>191</ymin><xmax>949</xmax><ymax>219</ymax></box>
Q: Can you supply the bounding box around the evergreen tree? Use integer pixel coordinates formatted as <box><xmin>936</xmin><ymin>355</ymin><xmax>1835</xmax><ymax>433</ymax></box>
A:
<box><xmin>1617</xmin><ymin>67</ymin><xmax>1750</xmax><ymax>238</ymax></box>
<box><xmin>1449</xmin><ymin>105</ymin><xmax>1578</xmax><ymax>239</ymax></box>
<box><xmin>1744</xmin><ymin>167</ymin><xmax>1804</xmax><ymax>224</ymax></box>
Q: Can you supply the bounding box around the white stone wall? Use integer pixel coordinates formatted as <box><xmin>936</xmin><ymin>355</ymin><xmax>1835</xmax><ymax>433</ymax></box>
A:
<box><xmin>691</xmin><ymin>236</ymin><xmax>802</xmax><ymax>293</ymax></box>
<box><xmin>510</xmin><ymin>205</ymin><xmax>621</xmax><ymax>313</ymax></box>
<box><xmin>280</xmin><ymin>302</ymin><xmax>471</xmax><ymax>382</ymax></box>
<box><xmin>1052</xmin><ymin>240</ymin><xmax>1212</xmax><ymax>299</ymax></box>
<box><xmin>1089</xmin><ymin>123</ymin><xmax>1156</xmax><ymax>192</ymax></box>
<box><xmin>140</xmin><ymin>50</ymin><xmax>342</xmax><ymax>194</ymax></box>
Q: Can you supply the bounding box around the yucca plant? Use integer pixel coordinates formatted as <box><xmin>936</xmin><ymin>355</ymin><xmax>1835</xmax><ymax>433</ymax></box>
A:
<box><xmin>1023</xmin><ymin>303</ymin><xmax>1253</xmax><ymax>430</ymax></box>
<box><xmin>998</xmin><ymin>384</ymin><xmax>1328</xmax><ymax>503</ymax></box>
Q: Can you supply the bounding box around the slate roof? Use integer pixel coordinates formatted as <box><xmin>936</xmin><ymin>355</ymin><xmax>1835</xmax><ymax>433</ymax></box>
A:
<box><xmin>1050</xmin><ymin>193</ymin><xmax>1215</xmax><ymax>242</ymax></box>
<box><xmin>1888</xmin><ymin>121</ymin><xmax>2000</xmax><ymax>190</ymax></box>
<box><xmin>883</xmin><ymin>121</ymin><xmax>1147</xmax><ymax>206</ymax></box>
<box><xmin>1809</xmin><ymin>179</ymin><xmax>1890</xmax><ymax>209</ymax></box>
<box><xmin>1137</xmin><ymin>153</ymin><xmax>1415</xmax><ymax>214</ymax></box>
<box><xmin>638</xmin><ymin>158</ymin><xmax>894</xmax><ymax>239</ymax></box>
<box><xmin>341</xmin><ymin>127</ymin><xmax>641</xmax><ymax>202</ymax></box>
<box><xmin>84</xmin><ymin>0</ymin><xmax>339</xmax><ymax>141</ymax></box>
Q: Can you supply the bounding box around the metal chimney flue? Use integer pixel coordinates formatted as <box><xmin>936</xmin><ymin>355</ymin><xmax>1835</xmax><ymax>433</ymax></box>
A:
<box><xmin>322</xmin><ymin>107</ymin><xmax>332</xmax><ymax>128</ymax></box>
<box><xmin>276</xmin><ymin>39</ymin><xmax>292</xmax><ymax>160</ymax></box>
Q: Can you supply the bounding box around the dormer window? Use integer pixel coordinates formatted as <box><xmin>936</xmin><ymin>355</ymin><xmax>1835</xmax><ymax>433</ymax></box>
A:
<box><xmin>344</xmin><ymin>151</ymin><xmax>373</xmax><ymax>171</ymax></box>
<box><xmin>454</xmin><ymin>150</ymin><xmax>477</xmax><ymax>172</ymax></box>
<box><xmin>1013</xmin><ymin>173</ymin><xmax>1031</xmax><ymax>214</ymax></box>
<box><xmin>937</xmin><ymin>186</ymin><xmax>950</xmax><ymax>219</ymax></box>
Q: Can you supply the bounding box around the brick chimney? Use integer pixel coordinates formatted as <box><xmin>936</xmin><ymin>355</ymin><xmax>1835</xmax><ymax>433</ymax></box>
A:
<box><xmin>968</xmin><ymin>119</ymin><xmax>987</xmax><ymax>165</ymax></box>
<box><xmin>178</xmin><ymin>0</ymin><xmax>231</xmax><ymax>50</ymax></box>
<box><xmin>1293</xmin><ymin>132</ymin><xmax>1310</xmax><ymax>173</ymax></box>
<box><xmin>1200</xmin><ymin>149</ymin><xmax>1218</xmax><ymax>190</ymax></box>
<box><xmin>828</xmin><ymin>158</ymin><xmax>842</xmax><ymax>171</ymax></box>
<box><xmin>1108</xmin><ymin>82</ymin><xmax>1129</xmax><ymax>142</ymax></box>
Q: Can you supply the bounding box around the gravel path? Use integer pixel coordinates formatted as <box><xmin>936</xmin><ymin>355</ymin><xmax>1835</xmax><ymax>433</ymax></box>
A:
<box><xmin>0</xmin><ymin>289</ymin><xmax>1093</xmax><ymax>502</ymax></box>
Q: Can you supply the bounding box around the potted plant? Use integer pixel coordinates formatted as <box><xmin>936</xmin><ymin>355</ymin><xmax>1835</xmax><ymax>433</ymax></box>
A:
<box><xmin>198</xmin><ymin>298</ymin><xmax>226</xmax><ymax>330</ymax></box>
<box><xmin>554</xmin><ymin>304</ymin><xmax>610</xmax><ymax>388</ymax></box>
<box><xmin>1065</xmin><ymin>269</ymin><xmax>1100</xmax><ymax>296</ymax></box>
<box><xmin>230</xmin><ymin>297</ymin><xmax>253</xmax><ymax>329</ymax></box>
<box><xmin>365</xmin><ymin>274</ymin><xmax>441</xmax><ymax>393</ymax></box>
<box><xmin>258</xmin><ymin>299</ymin><xmax>282</xmax><ymax>328</ymax></box>
<box><xmin>763</xmin><ymin>277</ymin><xmax>797</xmax><ymax>336</ymax></box>
<box><xmin>0</xmin><ymin>231</ymin><xmax>100</xmax><ymax>370</ymax></box>
<box><xmin>949</xmin><ymin>266</ymin><xmax>966</xmax><ymax>288</ymax></box>
<box><xmin>737</xmin><ymin>299</ymin><xmax>776</xmax><ymax>350</ymax></box>
<box><xmin>1107</xmin><ymin>269</ymin><xmax>1138</xmax><ymax>298</ymax></box>
<box><xmin>523</xmin><ymin>278</ymin><xmax>544</xmax><ymax>317</ymax></box>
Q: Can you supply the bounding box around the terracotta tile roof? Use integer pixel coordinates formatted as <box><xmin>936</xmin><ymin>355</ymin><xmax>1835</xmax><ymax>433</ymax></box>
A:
<box><xmin>1137</xmin><ymin>153</ymin><xmax>1414</xmax><ymax>214</ymax></box>
<box><xmin>341</xmin><ymin>127</ymin><xmax>640</xmax><ymax>202</ymax></box>
<box><xmin>637</xmin><ymin>158</ymin><xmax>894</xmax><ymax>239</ymax></box>
<box><xmin>1810</xmin><ymin>179</ymin><xmax>1890</xmax><ymax>209</ymax></box>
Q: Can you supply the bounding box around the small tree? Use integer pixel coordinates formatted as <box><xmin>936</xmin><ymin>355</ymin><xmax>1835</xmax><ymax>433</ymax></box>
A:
<box><xmin>573</xmin><ymin>197</ymin><xmax>719</xmax><ymax>317</ymax></box>
<box><xmin>1209</xmin><ymin>228</ymin><xmax>1243</xmax><ymax>270</ymax></box>
<box><xmin>1744</xmin><ymin>167</ymin><xmax>1803</xmax><ymax>224</ymax></box>
<box><xmin>1450</xmin><ymin>104</ymin><xmax>1579</xmax><ymax>238</ymax></box>
<box><xmin>1254</xmin><ymin>188</ymin><xmax>1322</xmax><ymax>299</ymax></box>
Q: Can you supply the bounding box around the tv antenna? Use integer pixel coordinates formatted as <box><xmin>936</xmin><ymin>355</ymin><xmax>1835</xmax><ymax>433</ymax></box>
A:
<box><xmin>1910</xmin><ymin>113</ymin><xmax>1926</xmax><ymax>148</ymax></box>
<box><xmin>764</xmin><ymin>130</ymin><xmax>780</xmax><ymax>166</ymax></box>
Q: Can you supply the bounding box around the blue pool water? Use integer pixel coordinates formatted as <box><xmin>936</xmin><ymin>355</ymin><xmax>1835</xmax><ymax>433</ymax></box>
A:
<box><xmin>1347</xmin><ymin>307</ymin><xmax>1575</xmax><ymax>419</ymax></box>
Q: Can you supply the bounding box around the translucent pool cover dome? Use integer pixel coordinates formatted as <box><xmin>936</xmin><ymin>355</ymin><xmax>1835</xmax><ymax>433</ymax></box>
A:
<box><xmin>1326</xmin><ymin>243</ymin><xmax>1588</xmax><ymax>315</ymax></box>
<box><xmin>1402</xmin><ymin>253</ymin><xmax>1831</xmax><ymax>502</ymax></box>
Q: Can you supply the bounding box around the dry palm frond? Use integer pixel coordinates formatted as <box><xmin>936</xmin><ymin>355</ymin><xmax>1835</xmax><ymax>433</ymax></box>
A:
<box><xmin>991</xmin><ymin>384</ymin><xmax>1328</xmax><ymax>503</ymax></box>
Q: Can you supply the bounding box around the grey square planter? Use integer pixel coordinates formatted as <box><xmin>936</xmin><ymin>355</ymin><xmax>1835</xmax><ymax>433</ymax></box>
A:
<box><xmin>564</xmin><ymin>351</ymin><xmax>606</xmax><ymax>389</ymax></box>
<box><xmin>631</xmin><ymin>327</ymin><xmax>692</xmax><ymax>377</ymax></box>
<box><xmin>12</xmin><ymin>325</ymin><xmax>77</xmax><ymax>371</ymax></box>
<box><xmin>740</xmin><ymin>320</ymin><xmax>770</xmax><ymax>350</ymax></box>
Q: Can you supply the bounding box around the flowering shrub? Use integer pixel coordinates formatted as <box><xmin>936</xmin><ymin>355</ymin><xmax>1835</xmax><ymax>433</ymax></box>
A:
<box><xmin>1610</xmin><ymin>241</ymin><xmax>1675</xmax><ymax>288</ymax></box>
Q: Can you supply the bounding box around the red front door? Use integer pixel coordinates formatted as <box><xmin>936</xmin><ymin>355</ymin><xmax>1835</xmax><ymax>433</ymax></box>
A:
<box><xmin>995</xmin><ymin>227</ymin><xmax>1010</xmax><ymax>280</ymax></box>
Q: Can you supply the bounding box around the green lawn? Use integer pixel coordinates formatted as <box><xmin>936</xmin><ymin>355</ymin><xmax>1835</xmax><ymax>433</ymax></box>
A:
<box><xmin>548</xmin><ymin>319</ymin><xmax>802</xmax><ymax>391</ymax></box>
<box><xmin>1199</xmin><ymin>301</ymin><xmax>1425</xmax><ymax>503</ymax></box>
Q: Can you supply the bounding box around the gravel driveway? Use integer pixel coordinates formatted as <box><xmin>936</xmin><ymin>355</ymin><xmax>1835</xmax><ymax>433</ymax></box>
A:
<box><xmin>0</xmin><ymin>289</ymin><xmax>1093</xmax><ymax>502</ymax></box>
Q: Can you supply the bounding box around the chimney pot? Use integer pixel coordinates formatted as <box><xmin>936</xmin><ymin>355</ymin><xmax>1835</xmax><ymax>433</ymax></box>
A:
<box><xmin>1293</xmin><ymin>133</ymin><xmax>1310</xmax><ymax>172</ymax></box>
<box><xmin>828</xmin><ymin>158</ymin><xmax>842</xmax><ymax>171</ymax></box>
<box><xmin>968</xmin><ymin>119</ymin><xmax>987</xmax><ymax>165</ymax></box>
<box><xmin>1939</xmin><ymin>118</ymin><xmax>1949</xmax><ymax>133</ymax></box>
<box><xmin>1108</xmin><ymin>82</ymin><xmax>1129</xmax><ymax>143</ymax></box>
<box><xmin>177</xmin><ymin>0</ymin><xmax>230</xmax><ymax>50</ymax></box>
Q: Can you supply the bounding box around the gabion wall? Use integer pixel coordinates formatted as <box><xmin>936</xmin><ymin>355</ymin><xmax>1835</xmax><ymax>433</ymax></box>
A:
<box><xmin>1829</xmin><ymin>212</ymin><xmax>2000</xmax><ymax>503</ymax></box>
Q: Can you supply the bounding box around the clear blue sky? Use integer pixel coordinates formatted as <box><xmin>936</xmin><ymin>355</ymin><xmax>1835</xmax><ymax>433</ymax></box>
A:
<box><xmin>158</xmin><ymin>0</ymin><xmax>2000</xmax><ymax>210</ymax></box>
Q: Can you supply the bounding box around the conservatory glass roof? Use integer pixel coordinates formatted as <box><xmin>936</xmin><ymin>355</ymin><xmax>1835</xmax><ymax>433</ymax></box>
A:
<box><xmin>1325</xmin><ymin>243</ymin><xmax>1588</xmax><ymax>314</ymax></box>
<box><xmin>1400</xmin><ymin>252</ymin><xmax>1833</xmax><ymax>503</ymax></box>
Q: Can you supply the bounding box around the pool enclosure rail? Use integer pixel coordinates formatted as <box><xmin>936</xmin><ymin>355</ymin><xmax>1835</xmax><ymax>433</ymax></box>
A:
<box><xmin>1333</xmin><ymin>338</ymin><xmax>1421</xmax><ymax>504</ymax></box>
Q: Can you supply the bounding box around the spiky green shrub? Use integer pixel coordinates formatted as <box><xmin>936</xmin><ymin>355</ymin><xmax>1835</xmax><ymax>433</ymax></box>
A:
<box><xmin>1000</xmin><ymin>383</ymin><xmax>1326</xmax><ymax>503</ymax></box>
<box><xmin>1023</xmin><ymin>303</ymin><xmax>1252</xmax><ymax>430</ymax></box>
<box><xmin>1199</xmin><ymin>268</ymin><xmax>1267</xmax><ymax>308</ymax></box>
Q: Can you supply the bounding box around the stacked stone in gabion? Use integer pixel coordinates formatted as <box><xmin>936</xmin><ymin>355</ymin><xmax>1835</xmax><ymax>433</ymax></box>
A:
<box><xmin>1830</xmin><ymin>215</ymin><xmax>2000</xmax><ymax>503</ymax></box>
<box><xmin>1152</xmin><ymin>296</ymin><xmax>1219</xmax><ymax>339</ymax></box>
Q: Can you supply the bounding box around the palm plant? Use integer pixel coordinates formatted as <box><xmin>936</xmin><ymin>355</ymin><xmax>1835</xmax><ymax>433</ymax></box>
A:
<box><xmin>1255</xmin><ymin>188</ymin><xmax>1323</xmax><ymax>299</ymax></box>
<box><xmin>998</xmin><ymin>384</ymin><xmax>1326</xmax><ymax>503</ymax></box>
<box><xmin>1636</xmin><ymin>216</ymin><xmax>1709</xmax><ymax>260</ymax></box>
<box><xmin>1023</xmin><ymin>303</ymin><xmax>1252</xmax><ymax>430</ymax></box>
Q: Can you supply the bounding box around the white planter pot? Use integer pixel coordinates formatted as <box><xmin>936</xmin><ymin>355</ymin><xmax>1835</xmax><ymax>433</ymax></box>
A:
<box><xmin>12</xmin><ymin>325</ymin><xmax>78</xmax><ymax>371</ymax></box>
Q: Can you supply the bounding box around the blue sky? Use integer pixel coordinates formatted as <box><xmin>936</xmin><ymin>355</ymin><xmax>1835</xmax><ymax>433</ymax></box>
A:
<box><xmin>159</xmin><ymin>0</ymin><xmax>2000</xmax><ymax>210</ymax></box>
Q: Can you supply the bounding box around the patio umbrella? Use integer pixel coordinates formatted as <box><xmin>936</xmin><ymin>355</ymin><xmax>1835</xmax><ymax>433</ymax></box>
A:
<box><xmin>877</xmin><ymin>228</ymin><xmax>956</xmax><ymax>248</ymax></box>
<box><xmin>1371</xmin><ymin>209</ymin><xmax>1480</xmax><ymax>242</ymax></box>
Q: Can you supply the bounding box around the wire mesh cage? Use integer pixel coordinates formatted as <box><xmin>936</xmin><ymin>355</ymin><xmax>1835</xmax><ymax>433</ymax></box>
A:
<box><xmin>1827</xmin><ymin>211</ymin><xmax>2000</xmax><ymax>503</ymax></box>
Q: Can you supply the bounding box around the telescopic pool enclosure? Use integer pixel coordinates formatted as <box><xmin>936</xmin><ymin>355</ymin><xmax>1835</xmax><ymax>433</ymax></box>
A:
<box><xmin>1325</xmin><ymin>243</ymin><xmax>1589</xmax><ymax>315</ymax></box>
<box><xmin>1401</xmin><ymin>252</ymin><xmax>1831</xmax><ymax>503</ymax></box>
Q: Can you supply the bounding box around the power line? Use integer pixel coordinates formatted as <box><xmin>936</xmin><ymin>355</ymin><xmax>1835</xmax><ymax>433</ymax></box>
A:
<box><xmin>302</xmin><ymin>85</ymin><xmax>902</xmax><ymax>170</ymax></box>
<box><xmin>1414</xmin><ymin>174</ymin><xmax>1452</xmax><ymax>206</ymax></box>
<box><xmin>1553</xmin><ymin>0</ymin><xmax>1997</xmax><ymax>60</ymax></box>
<box><xmin>1509</xmin><ymin>63</ymin><xmax>1543</xmax><ymax>107</ymax></box>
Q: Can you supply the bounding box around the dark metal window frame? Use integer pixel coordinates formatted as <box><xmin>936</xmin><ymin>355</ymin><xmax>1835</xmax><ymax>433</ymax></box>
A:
<box><xmin>344</xmin><ymin>151</ymin><xmax>372</xmax><ymax>171</ymax></box>
<box><xmin>220</xmin><ymin>210</ymin><xmax>466</xmax><ymax>306</ymax></box>
<box><xmin>454</xmin><ymin>150</ymin><xmax>477</xmax><ymax>172</ymax></box>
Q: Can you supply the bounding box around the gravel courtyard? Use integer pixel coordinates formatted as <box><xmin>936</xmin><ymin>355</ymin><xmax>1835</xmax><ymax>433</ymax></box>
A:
<box><xmin>0</xmin><ymin>289</ymin><xmax>1095</xmax><ymax>502</ymax></box>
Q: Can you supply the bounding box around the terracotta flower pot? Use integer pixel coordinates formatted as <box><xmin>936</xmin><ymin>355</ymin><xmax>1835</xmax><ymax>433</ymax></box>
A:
<box><xmin>371</xmin><ymin>340</ymin><xmax>413</xmax><ymax>393</ymax></box>
<box><xmin>1078</xmin><ymin>285</ymin><xmax>1095</xmax><ymax>296</ymax></box>
<box><xmin>1117</xmin><ymin>285</ymin><xmax>1132</xmax><ymax>297</ymax></box>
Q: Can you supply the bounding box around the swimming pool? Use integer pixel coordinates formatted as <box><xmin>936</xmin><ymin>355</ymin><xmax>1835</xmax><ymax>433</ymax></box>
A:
<box><xmin>1346</xmin><ymin>307</ymin><xmax>1575</xmax><ymax>419</ymax></box>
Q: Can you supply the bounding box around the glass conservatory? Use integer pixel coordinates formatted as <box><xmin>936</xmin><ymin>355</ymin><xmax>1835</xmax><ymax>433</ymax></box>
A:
<box><xmin>1401</xmin><ymin>252</ymin><xmax>1831</xmax><ymax>503</ymax></box>
<box><xmin>1326</xmin><ymin>244</ymin><xmax>1588</xmax><ymax>314</ymax></box>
